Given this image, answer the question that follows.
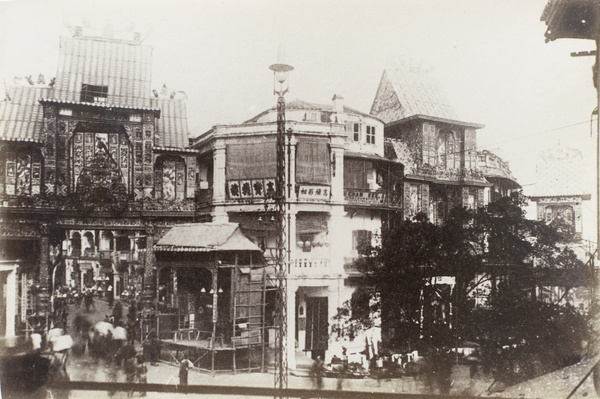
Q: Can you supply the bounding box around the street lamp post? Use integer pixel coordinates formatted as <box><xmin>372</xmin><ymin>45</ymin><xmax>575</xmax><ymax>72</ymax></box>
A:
<box><xmin>269</xmin><ymin>57</ymin><xmax>293</xmax><ymax>394</ymax></box>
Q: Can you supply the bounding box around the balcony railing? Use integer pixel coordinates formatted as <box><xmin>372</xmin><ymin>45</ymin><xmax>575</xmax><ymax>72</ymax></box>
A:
<box><xmin>344</xmin><ymin>188</ymin><xmax>403</xmax><ymax>210</ymax></box>
<box><xmin>290</xmin><ymin>257</ymin><xmax>332</xmax><ymax>275</ymax></box>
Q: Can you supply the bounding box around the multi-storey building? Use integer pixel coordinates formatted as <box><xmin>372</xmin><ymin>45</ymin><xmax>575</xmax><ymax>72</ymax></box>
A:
<box><xmin>191</xmin><ymin>95</ymin><xmax>404</xmax><ymax>367</ymax></box>
<box><xmin>0</xmin><ymin>28</ymin><xmax>196</xmax><ymax>337</ymax></box>
<box><xmin>529</xmin><ymin>145</ymin><xmax>591</xmax><ymax>236</ymax></box>
<box><xmin>371</xmin><ymin>66</ymin><xmax>505</xmax><ymax>223</ymax></box>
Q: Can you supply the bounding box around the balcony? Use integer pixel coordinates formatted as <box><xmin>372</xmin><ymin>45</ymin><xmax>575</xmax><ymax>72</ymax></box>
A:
<box><xmin>344</xmin><ymin>188</ymin><xmax>403</xmax><ymax>210</ymax></box>
<box><xmin>289</xmin><ymin>257</ymin><xmax>334</xmax><ymax>276</ymax></box>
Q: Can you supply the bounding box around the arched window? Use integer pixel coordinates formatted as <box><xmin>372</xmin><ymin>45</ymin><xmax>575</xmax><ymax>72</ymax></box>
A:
<box><xmin>100</xmin><ymin>231</ymin><xmax>114</xmax><ymax>251</ymax></box>
<box><xmin>155</xmin><ymin>156</ymin><xmax>186</xmax><ymax>201</ymax></box>
<box><xmin>83</xmin><ymin>232</ymin><xmax>95</xmax><ymax>256</ymax></box>
<box><xmin>0</xmin><ymin>147</ymin><xmax>42</xmax><ymax>196</ymax></box>
<box><xmin>437</xmin><ymin>130</ymin><xmax>457</xmax><ymax>169</ymax></box>
<box><xmin>71</xmin><ymin>232</ymin><xmax>82</xmax><ymax>256</ymax></box>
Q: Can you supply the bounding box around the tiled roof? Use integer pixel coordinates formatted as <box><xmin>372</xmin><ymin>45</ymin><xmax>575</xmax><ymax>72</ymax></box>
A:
<box><xmin>244</xmin><ymin>99</ymin><xmax>380</xmax><ymax>123</ymax></box>
<box><xmin>0</xmin><ymin>86</ymin><xmax>48</xmax><ymax>143</ymax></box>
<box><xmin>51</xmin><ymin>36</ymin><xmax>154</xmax><ymax>109</ymax></box>
<box><xmin>155</xmin><ymin>222</ymin><xmax>262</xmax><ymax>252</ymax></box>
<box><xmin>156</xmin><ymin>98</ymin><xmax>189</xmax><ymax>149</ymax></box>
<box><xmin>371</xmin><ymin>67</ymin><xmax>458</xmax><ymax>124</ymax></box>
<box><xmin>535</xmin><ymin>145</ymin><xmax>590</xmax><ymax>197</ymax></box>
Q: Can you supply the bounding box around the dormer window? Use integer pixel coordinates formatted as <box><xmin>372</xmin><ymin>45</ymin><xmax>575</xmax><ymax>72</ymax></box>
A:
<box><xmin>81</xmin><ymin>84</ymin><xmax>108</xmax><ymax>103</ymax></box>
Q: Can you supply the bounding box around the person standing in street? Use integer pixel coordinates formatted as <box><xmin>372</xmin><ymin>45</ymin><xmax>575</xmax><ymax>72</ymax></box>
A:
<box><xmin>136</xmin><ymin>354</ymin><xmax>148</xmax><ymax>396</ymax></box>
<box><xmin>311</xmin><ymin>356</ymin><xmax>325</xmax><ymax>390</ymax></box>
<box><xmin>179</xmin><ymin>356</ymin><xmax>193</xmax><ymax>385</ymax></box>
<box><xmin>107</xmin><ymin>284</ymin><xmax>114</xmax><ymax>307</ymax></box>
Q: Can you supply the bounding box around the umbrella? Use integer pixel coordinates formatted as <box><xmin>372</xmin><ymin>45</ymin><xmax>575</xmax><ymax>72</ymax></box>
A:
<box><xmin>113</xmin><ymin>326</ymin><xmax>127</xmax><ymax>341</ymax></box>
<box><xmin>93</xmin><ymin>321</ymin><xmax>115</xmax><ymax>337</ymax></box>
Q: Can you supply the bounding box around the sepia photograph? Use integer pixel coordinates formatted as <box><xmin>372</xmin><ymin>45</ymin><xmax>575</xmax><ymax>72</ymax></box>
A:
<box><xmin>0</xmin><ymin>0</ymin><xmax>598</xmax><ymax>398</ymax></box>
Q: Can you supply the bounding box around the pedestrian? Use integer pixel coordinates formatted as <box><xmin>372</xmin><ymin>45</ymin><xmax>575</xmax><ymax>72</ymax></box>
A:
<box><xmin>136</xmin><ymin>354</ymin><xmax>148</xmax><ymax>396</ymax></box>
<box><xmin>311</xmin><ymin>356</ymin><xmax>325</xmax><ymax>390</ymax></box>
<box><xmin>123</xmin><ymin>352</ymin><xmax>137</xmax><ymax>397</ymax></box>
<box><xmin>112</xmin><ymin>301</ymin><xmax>123</xmax><ymax>326</ymax></box>
<box><xmin>107</xmin><ymin>284</ymin><xmax>114</xmax><ymax>307</ymax></box>
<box><xmin>179</xmin><ymin>356</ymin><xmax>193</xmax><ymax>385</ymax></box>
<box><xmin>336</xmin><ymin>347</ymin><xmax>348</xmax><ymax>390</ymax></box>
<box><xmin>149</xmin><ymin>329</ymin><xmax>160</xmax><ymax>365</ymax></box>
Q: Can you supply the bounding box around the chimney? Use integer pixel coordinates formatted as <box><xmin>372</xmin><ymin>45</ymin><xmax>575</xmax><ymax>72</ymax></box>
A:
<box><xmin>74</xmin><ymin>26</ymin><xmax>83</xmax><ymax>36</ymax></box>
<box><xmin>133</xmin><ymin>32</ymin><xmax>141</xmax><ymax>42</ymax></box>
<box><xmin>332</xmin><ymin>94</ymin><xmax>344</xmax><ymax>114</ymax></box>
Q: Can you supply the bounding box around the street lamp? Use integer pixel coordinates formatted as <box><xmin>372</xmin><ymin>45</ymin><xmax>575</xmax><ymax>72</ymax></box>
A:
<box><xmin>269</xmin><ymin>53</ymin><xmax>293</xmax><ymax>394</ymax></box>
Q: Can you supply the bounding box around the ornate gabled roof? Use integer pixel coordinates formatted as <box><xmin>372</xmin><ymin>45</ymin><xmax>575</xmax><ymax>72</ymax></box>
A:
<box><xmin>370</xmin><ymin>66</ymin><xmax>458</xmax><ymax>124</ymax></box>
<box><xmin>1</xmin><ymin>35</ymin><xmax>190</xmax><ymax>150</ymax></box>
<box><xmin>0</xmin><ymin>86</ymin><xmax>49</xmax><ymax>143</ymax></box>
<box><xmin>534</xmin><ymin>145</ymin><xmax>590</xmax><ymax>198</ymax></box>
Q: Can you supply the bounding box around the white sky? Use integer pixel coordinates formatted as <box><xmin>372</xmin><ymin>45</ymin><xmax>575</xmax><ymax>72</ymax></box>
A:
<box><xmin>0</xmin><ymin>0</ymin><xmax>598</xmax><ymax>242</ymax></box>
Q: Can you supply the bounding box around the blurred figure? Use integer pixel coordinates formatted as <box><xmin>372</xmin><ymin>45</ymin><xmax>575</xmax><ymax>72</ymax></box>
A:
<box><xmin>136</xmin><ymin>354</ymin><xmax>148</xmax><ymax>396</ymax></box>
<box><xmin>179</xmin><ymin>356</ymin><xmax>193</xmax><ymax>385</ymax></box>
<box><xmin>311</xmin><ymin>356</ymin><xmax>325</xmax><ymax>390</ymax></box>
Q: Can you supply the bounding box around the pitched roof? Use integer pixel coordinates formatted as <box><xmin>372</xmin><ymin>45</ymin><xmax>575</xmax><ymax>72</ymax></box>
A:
<box><xmin>1</xmin><ymin>35</ymin><xmax>190</xmax><ymax>149</ymax></box>
<box><xmin>0</xmin><ymin>86</ymin><xmax>48</xmax><ymax>143</ymax></box>
<box><xmin>156</xmin><ymin>98</ymin><xmax>190</xmax><ymax>149</ymax></box>
<box><xmin>51</xmin><ymin>36</ymin><xmax>154</xmax><ymax>109</ymax></box>
<box><xmin>534</xmin><ymin>145</ymin><xmax>590</xmax><ymax>197</ymax></box>
<box><xmin>244</xmin><ymin>99</ymin><xmax>380</xmax><ymax>123</ymax></box>
<box><xmin>370</xmin><ymin>67</ymin><xmax>459</xmax><ymax>124</ymax></box>
<box><xmin>154</xmin><ymin>222</ymin><xmax>262</xmax><ymax>252</ymax></box>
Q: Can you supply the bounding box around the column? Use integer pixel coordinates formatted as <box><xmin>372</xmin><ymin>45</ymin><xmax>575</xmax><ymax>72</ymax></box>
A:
<box><xmin>286</xmin><ymin>207</ymin><xmax>297</xmax><ymax>274</ymax></box>
<box><xmin>330</xmin><ymin>146</ymin><xmax>345</xmax><ymax>202</ymax></box>
<box><xmin>212</xmin><ymin>144</ymin><xmax>228</xmax><ymax>222</ymax></box>
<box><xmin>286</xmin><ymin>280</ymin><xmax>297</xmax><ymax>370</ymax></box>
<box><xmin>5</xmin><ymin>266</ymin><xmax>18</xmax><ymax>336</ymax></box>
<box><xmin>38</xmin><ymin>223</ymin><xmax>50</xmax><ymax>318</ymax></box>
<box><xmin>328</xmin><ymin>207</ymin><xmax>346</xmax><ymax>274</ymax></box>
<box><xmin>287</xmin><ymin>136</ymin><xmax>297</xmax><ymax>202</ymax></box>
<box><xmin>142</xmin><ymin>224</ymin><xmax>155</xmax><ymax>310</ymax></box>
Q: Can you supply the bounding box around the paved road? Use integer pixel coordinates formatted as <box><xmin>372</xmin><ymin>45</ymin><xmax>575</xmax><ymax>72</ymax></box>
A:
<box><xmin>59</xmin><ymin>299</ymin><xmax>496</xmax><ymax>398</ymax></box>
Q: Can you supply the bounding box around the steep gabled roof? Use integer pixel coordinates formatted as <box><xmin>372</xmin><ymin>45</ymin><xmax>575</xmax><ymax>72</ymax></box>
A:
<box><xmin>50</xmin><ymin>36</ymin><xmax>154</xmax><ymax>109</ymax></box>
<box><xmin>156</xmin><ymin>98</ymin><xmax>190</xmax><ymax>149</ymax></box>
<box><xmin>0</xmin><ymin>86</ymin><xmax>49</xmax><ymax>143</ymax></box>
<box><xmin>534</xmin><ymin>145</ymin><xmax>590</xmax><ymax>197</ymax></box>
<box><xmin>1</xmin><ymin>35</ymin><xmax>191</xmax><ymax>149</ymax></box>
<box><xmin>370</xmin><ymin>66</ymin><xmax>458</xmax><ymax>124</ymax></box>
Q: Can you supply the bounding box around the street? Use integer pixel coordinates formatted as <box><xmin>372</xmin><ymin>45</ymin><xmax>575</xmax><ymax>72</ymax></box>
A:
<box><xmin>56</xmin><ymin>297</ymin><xmax>502</xmax><ymax>398</ymax></box>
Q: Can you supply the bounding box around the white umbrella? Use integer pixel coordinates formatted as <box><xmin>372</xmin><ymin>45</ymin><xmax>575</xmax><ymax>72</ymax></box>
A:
<box><xmin>113</xmin><ymin>326</ymin><xmax>127</xmax><ymax>341</ymax></box>
<box><xmin>93</xmin><ymin>321</ymin><xmax>115</xmax><ymax>336</ymax></box>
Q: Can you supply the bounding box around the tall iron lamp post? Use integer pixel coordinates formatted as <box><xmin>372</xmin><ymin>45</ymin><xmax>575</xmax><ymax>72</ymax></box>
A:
<box><xmin>269</xmin><ymin>55</ymin><xmax>293</xmax><ymax>394</ymax></box>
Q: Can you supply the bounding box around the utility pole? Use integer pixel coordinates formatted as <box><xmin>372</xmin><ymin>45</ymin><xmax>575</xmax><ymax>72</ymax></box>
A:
<box><xmin>269</xmin><ymin>51</ymin><xmax>293</xmax><ymax>397</ymax></box>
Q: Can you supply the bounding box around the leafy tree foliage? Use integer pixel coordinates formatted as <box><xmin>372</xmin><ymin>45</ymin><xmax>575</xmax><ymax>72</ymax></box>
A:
<box><xmin>339</xmin><ymin>196</ymin><xmax>590</xmax><ymax>375</ymax></box>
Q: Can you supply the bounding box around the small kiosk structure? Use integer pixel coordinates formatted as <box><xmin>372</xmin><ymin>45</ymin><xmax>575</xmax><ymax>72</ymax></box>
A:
<box><xmin>153</xmin><ymin>222</ymin><xmax>272</xmax><ymax>373</ymax></box>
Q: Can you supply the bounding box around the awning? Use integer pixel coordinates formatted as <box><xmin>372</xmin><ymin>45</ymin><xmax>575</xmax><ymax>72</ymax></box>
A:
<box><xmin>154</xmin><ymin>222</ymin><xmax>262</xmax><ymax>253</ymax></box>
<box><xmin>344</xmin><ymin>151</ymin><xmax>401</xmax><ymax>164</ymax></box>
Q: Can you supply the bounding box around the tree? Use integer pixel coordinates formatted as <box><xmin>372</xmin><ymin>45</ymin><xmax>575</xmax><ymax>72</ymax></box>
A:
<box><xmin>338</xmin><ymin>196</ymin><xmax>590</xmax><ymax>372</ymax></box>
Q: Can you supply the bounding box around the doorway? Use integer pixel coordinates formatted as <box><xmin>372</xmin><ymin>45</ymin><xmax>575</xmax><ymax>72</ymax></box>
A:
<box><xmin>305</xmin><ymin>296</ymin><xmax>328</xmax><ymax>360</ymax></box>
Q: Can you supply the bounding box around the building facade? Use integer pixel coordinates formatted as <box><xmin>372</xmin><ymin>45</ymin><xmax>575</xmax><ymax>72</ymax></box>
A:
<box><xmin>190</xmin><ymin>95</ymin><xmax>404</xmax><ymax>366</ymax></box>
<box><xmin>371</xmin><ymin>66</ymin><xmax>514</xmax><ymax>224</ymax></box>
<box><xmin>0</xmin><ymin>28</ymin><xmax>196</xmax><ymax>337</ymax></box>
